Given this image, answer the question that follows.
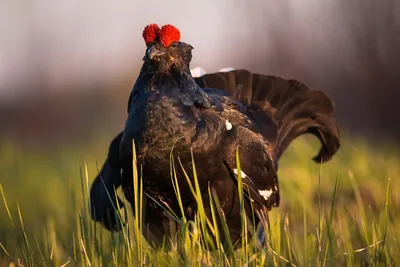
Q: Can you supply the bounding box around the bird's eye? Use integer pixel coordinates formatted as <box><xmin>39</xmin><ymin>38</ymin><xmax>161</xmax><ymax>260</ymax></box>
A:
<box><xmin>170</xmin><ymin>42</ymin><xmax>178</xmax><ymax>48</ymax></box>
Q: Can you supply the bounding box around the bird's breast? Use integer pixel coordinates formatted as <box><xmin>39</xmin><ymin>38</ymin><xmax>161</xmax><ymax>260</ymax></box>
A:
<box><xmin>124</xmin><ymin>96</ymin><xmax>198</xmax><ymax>163</ymax></box>
<box><xmin>121</xmin><ymin>95</ymin><xmax>228</xmax><ymax>206</ymax></box>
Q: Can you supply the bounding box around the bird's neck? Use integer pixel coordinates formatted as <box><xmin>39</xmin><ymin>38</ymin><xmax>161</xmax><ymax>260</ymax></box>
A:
<box><xmin>137</xmin><ymin>64</ymin><xmax>211</xmax><ymax>108</ymax></box>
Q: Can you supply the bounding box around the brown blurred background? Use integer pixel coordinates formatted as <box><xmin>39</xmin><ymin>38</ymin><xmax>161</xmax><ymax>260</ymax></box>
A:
<box><xmin>0</xmin><ymin>0</ymin><xmax>399</xmax><ymax>149</ymax></box>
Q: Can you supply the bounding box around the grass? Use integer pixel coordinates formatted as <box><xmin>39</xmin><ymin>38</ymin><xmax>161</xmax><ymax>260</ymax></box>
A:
<box><xmin>0</xmin><ymin>132</ymin><xmax>399</xmax><ymax>266</ymax></box>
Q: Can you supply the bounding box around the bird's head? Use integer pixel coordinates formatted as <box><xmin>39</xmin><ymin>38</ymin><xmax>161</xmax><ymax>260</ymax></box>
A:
<box><xmin>142</xmin><ymin>24</ymin><xmax>194</xmax><ymax>72</ymax></box>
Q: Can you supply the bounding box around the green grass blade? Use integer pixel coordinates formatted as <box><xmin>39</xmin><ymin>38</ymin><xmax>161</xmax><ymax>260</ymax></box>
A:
<box><xmin>322</xmin><ymin>173</ymin><xmax>339</xmax><ymax>267</ymax></box>
<box><xmin>0</xmin><ymin>183</ymin><xmax>14</xmax><ymax>227</ymax></box>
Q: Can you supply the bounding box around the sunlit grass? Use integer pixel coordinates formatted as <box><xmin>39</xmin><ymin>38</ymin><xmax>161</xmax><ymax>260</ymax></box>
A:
<box><xmin>0</xmin><ymin>133</ymin><xmax>399</xmax><ymax>266</ymax></box>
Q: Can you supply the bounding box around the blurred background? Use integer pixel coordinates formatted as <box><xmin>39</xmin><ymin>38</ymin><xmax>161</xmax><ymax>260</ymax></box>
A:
<box><xmin>0</xmin><ymin>0</ymin><xmax>399</xmax><ymax>264</ymax></box>
<box><xmin>1</xmin><ymin>0</ymin><xmax>399</xmax><ymax>148</ymax></box>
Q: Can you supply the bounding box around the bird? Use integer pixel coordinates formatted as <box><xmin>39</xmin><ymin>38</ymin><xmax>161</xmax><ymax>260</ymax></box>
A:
<box><xmin>89</xmin><ymin>23</ymin><xmax>340</xmax><ymax>249</ymax></box>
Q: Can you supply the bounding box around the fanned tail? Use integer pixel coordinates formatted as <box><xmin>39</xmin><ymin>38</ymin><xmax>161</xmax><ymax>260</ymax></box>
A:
<box><xmin>195</xmin><ymin>69</ymin><xmax>340</xmax><ymax>162</ymax></box>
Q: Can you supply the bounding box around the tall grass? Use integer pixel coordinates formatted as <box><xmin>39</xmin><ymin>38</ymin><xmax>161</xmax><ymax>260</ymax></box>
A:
<box><xmin>0</xmin><ymin>134</ymin><xmax>399</xmax><ymax>266</ymax></box>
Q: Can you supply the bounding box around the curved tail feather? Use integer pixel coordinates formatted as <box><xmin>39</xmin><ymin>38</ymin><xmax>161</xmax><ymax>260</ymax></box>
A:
<box><xmin>195</xmin><ymin>69</ymin><xmax>340</xmax><ymax>162</ymax></box>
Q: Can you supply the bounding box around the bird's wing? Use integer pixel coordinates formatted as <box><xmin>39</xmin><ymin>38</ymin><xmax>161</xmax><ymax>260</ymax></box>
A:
<box><xmin>224</xmin><ymin>125</ymin><xmax>280</xmax><ymax>210</ymax></box>
<box><xmin>195</xmin><ymin>69</ymin><xmax>340</xmax><ymax>162</ymax></box>
<box><xmin>89</xmin><ymin>132</ymin><xmax>125</xmax><ymax>231</ymax></box>
<box><xmin>204</xmin><ymin>88</ymin><xmax>280</xmax><ymax>209</ymax></box>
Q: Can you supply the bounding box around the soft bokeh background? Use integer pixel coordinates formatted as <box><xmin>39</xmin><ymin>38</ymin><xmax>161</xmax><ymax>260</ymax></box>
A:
<box><xmin>1</xmin><ymin>0</ymin><xmax>399</xmax><ymax>146</ymax></box>
<box><xmin>0</xmin><ymin>0</ymin><xmax>399</xmax><ymax>265</ymax></box>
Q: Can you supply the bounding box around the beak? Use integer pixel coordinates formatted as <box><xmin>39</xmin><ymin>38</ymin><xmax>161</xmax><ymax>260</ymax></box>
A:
<box><xmin>147</xmin><ymin>45</ymin><xmax>165</xmax><ymax>60</ymax></box>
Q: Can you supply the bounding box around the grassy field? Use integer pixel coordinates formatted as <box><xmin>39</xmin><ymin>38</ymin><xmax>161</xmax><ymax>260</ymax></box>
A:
<box><xmin>0</xmin><ymin>132</ymin><xmax>399</xmax><ymax>266</ymax></box>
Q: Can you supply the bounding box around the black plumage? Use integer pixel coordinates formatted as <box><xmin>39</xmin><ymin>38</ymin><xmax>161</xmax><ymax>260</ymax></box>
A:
<box><xmin>89</xmin><ymin>132</ymin><xmax>124</xmax><ymax>231</ymax></box>
<box><xmin>89</xmin><ymin>24</ymin><xmax>340</xmax><ymax>248</ymax></box>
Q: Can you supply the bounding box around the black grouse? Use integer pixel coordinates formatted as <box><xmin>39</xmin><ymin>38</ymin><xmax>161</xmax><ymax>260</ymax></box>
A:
<box><xmin>89</xmin><ymin>23</ymin><xmax>340</xmax><ymax>248</ymax></box>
